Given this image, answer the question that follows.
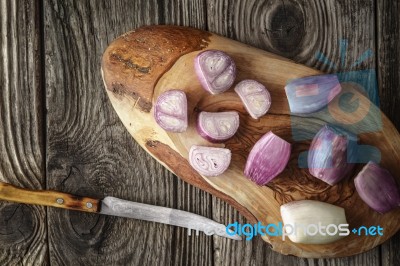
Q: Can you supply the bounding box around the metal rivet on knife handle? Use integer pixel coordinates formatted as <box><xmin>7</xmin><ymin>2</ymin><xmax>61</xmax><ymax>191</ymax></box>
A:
<box><xmin>0</xmin><ymin>181</ymin><xmax>100</xmax><ymax>213</ymax></box>
<box><xmin>0</xmin><ymin>181</ymin><xmax>238</xmax><ymax>240</ymax></box>
<box><xmin>56</xmin><ymin>198</ymin><xmax>64</xmax><ymax>204</ymax></box>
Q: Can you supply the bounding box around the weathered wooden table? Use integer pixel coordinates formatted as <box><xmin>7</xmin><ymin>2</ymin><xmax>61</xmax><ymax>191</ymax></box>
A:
<box><xmin>1</xmin><ymin>0</ymin><xmax>399</xmax><ymax>265</ymax></box>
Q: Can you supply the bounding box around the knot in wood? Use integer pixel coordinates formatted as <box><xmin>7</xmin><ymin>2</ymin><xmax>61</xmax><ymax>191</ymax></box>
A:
<box><xmin>265</xmin><ymin>2</ymin><xmax>305</xmax><ymax>55</ymax></box>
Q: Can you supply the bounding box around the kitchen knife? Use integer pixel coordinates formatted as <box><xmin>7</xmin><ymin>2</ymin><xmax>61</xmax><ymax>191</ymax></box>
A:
<box><xmin>0</xmin><ymin>181</ymin><xmax>241</xmax><ymax>240</ymax></box>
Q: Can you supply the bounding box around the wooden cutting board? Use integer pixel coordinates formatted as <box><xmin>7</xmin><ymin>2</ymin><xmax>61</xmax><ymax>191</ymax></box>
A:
<box><xmin>101</xmin><ymin>25</ymin><xmax>400</xmax><ymax>258</ymax></box>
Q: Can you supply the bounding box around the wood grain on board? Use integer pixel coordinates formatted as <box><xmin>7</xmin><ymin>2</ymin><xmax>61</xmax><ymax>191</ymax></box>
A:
<box><xmin>102</xmin><ymin>25</ymin><xmax>400</xmax><ymax>258</ymax></box>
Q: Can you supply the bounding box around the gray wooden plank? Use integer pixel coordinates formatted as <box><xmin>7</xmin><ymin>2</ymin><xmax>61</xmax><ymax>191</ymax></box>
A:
<box><xmin>45</xmin><ymin>0</ymin><xmax>212</xmax><ymax>265</ymax></box>
<box><xmin>0</xmin><ymin>0</ymin><xmax>47</xmax><ymax>265</ymax></box>
<box><xmin>164</xmin><ymin>0</ymin><xmax>208</xmax><ymax>29</ymax></box>
<box><xmin>377</xmin><ymin>1</ymin><xmax>400</xmax><ymax>266</ymax></box>
<box><xmin>207</xmin><ymin>0</ymin><xmax>382</xmax><ymax>265</ymax></box>
<box><xmin>377</xmin><ymin>1</ymin><xmax>400</xmax><ymax>131</ymax></box>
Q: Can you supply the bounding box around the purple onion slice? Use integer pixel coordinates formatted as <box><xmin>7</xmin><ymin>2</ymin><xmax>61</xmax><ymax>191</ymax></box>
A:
<box><xmin>308</xmin><ymin>125</ymin><xmax>356</xmax><ymax>185</ymax></box>
<box><xmin>189</xmin><ymin>145</ymin><xmax>231</xmax><ymax>177</ymax></box>
<box><xmin>244</xmin><ymin>131</ymin><xmax>291</xmax><ymax>185</ymax></box>
<box><xmin>354</xmin><ymin>161</ymin><xmax>400</xmax><ymax>213</ymax></box>
<box><xmin>154</xmin><ymin>90</ymin><xmax>188</xmax><ymax>132</ymax></box>
<box><xmin>284</xmin><ymin>74</ymin><xmax>342</xmax><ymax>114</ymax></box>
<box><xmin>196</xmin><ymin>111</ymin><xmax>239</xmax><ymax>143</ymax></box>
<box><xmin>234</xmin><ymin>80</ymin><xmax>271</xmax><ymax>119</ymax></box>
<box><xmin>194</xmin><ymin>50</ymin><xmax>236</xmax><ymax>94</ymax></box>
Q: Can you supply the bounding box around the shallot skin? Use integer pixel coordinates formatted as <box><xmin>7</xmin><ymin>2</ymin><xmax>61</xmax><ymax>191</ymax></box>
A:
<box><xmin>285</xmin><ymin>74</ymin><xmax>342</xmax><ymax>114</ymax></box>
<box><xmin>154</xmin><ymin>90</ymin><xmax>188</xmax><ymax>132</ymax></box>
<box><xmin>194</xmin><ymin>50</ymin><xmax>236</xmax><ymax>94</ymax></box>
<box><xmin>244</xmin><ymin>131</ymin><xmax>291</xmax><ymax>185</ymax></box>
<box><xmin>189</xmin><ymin>145</ymin><xmax>231</xmax><ymax>177</ymax></box>
<box><xmin>196</xmin><ymin>111</ymin><xmax>239</xmax><ymax>143</ymax></box>
<box><xmin>308</xmin><ymin>125</ymin><xmax>356</xmax><ymax>185</ymax></box>
<box><xmin>354</xmin><ymin>161</ymin><xmax>400</xmax><ymax>213</ymax></box>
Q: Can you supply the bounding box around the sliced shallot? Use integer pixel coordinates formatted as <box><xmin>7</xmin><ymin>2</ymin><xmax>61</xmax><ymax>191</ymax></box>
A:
<box><xmin>194</xmin><ymin>50</ymin><xmax>236</xmax><ymax>94</ymax></box>
<box><xmin>234</xmin><ymin>80</ymin><xmax>271</xmax><ymax>119</ymax></box>
<box><xmin>154</xmin><ymin>90</ymin><xmax>188</xmax><ymax>132</ymax></box>
<box><xmin>244</xmin><ymin>131</ymin><xmax>291</xmax><ymax>185</ymax></box>
<box><xmin>189</xmin><ymin>145</ymin><xmax>231</xmax><ymax>177</ymax></box>
<box><xmin>196</xmin><ymin>111</ymin><xmax>239</xmax><ymax>143</ymax></box>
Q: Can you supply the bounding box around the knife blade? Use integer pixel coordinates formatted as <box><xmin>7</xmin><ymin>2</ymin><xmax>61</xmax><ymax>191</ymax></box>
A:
<box><xmin>101</xmin><ymin>196</ymin><xmax>241</xmax><ymax>240</ymax></box>
<box><xmin>0</xmin><ymin>181</ymin><xmax>241</xmax><ymax>240</ymax></box>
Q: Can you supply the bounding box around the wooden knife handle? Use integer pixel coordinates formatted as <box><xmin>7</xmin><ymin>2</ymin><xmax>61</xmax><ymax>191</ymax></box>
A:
<box><xmin>0</xmin><ymin>181</ymin><xmax>100</xmax><ymax>213</ymax></box>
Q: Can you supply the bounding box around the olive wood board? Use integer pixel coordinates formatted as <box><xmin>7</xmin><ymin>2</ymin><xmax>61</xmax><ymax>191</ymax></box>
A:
<box><xmin>101</xmin><ymin>25</ymin><xmax>400</xmax><ymax>258</ymax></box>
